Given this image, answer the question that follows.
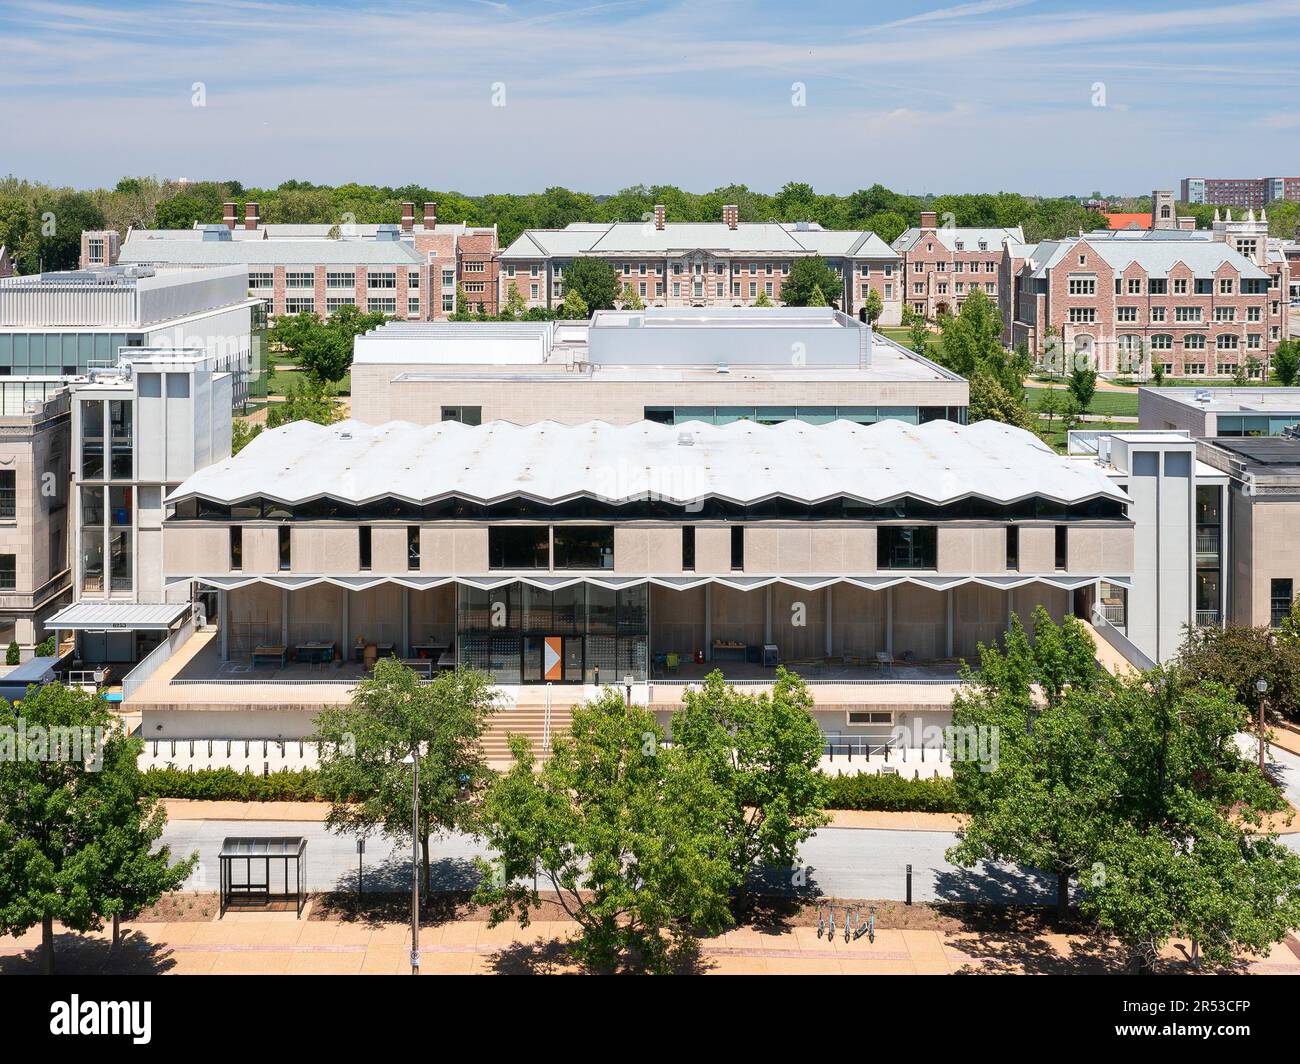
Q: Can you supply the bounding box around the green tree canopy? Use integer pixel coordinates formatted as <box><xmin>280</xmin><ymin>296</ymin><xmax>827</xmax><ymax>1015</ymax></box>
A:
<box><xmin>861</xmin><ymin>287</ymin><xmax>884</xmax><ymax>325</ymax></box>
<box><xmin>473</xmin><ymin>690</ymin><xmax>734</xmax><ymax>972</ymax></box>
<box><xmin>1272</xmin><ymin>339</ymin><xmax>1300</xmax><ymax>387</ymax></box>
<box><xmin>780</xmin><ymin>256</ymin><xmax>841</xmax><ymax>308</ymax></box>
<box><xmin>564</xmin><ymin>257</ymin><xmax>618</xmax><ymax>311</ymax></box>
<box><xmin>1067</xmin><ymin>365</ymin><xmax>1098</xmax><ymax>411</ymax></box>
<box><xmin>312</xmin><ymin>660</ymin><xmax>499</xmax><ymax>893</ymax></box>
<box><xmin>0</xmin><ymin>683</ymin><xmax>195</xmax><ymax>972</ymax></box>
<box><xmin>265</xmin><ymin>376</ymin><xmax>342</xmax><ymax>428</ymax></box>
<box><xmin>946</xmin><ymin>607</ymin><xmax>1103</xmax><ymax>918</ymax></box>
<box><xmin>671</xmin><ymin>669</ymin><xmax>828</xmax><ymax>903</ymax></box>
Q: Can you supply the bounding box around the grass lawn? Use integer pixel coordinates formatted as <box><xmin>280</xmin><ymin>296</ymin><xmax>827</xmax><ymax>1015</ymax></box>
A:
<box><xmin>266</xmin><ymin>366</ymin><xmax>350</xmax><ymax>397</ymax></box>
<box><xmin>1035</xmin><ymin>417</ymin><xmax>1130</xmax><ymax>454</ymax></box>
<box><xmin>878</xmin><ymin>325</ymin><xmax>941</xmax><ymax>352</ymax></box>
<box><xmin>1023</xmin><ymin>384</ymin><xmax>1138</xmax><ymax>419</ymax></box>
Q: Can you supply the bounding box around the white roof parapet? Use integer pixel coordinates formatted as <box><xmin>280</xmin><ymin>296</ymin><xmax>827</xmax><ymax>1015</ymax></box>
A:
<box><xmin>190</xmin><ymin>574</ymin><xmax>1129</xmax><ymax>593</ymax></box>
<box><xmin>168</xmin><ymin>418</ymin><xmax>1129</xmax><ymax>508</ymax></box>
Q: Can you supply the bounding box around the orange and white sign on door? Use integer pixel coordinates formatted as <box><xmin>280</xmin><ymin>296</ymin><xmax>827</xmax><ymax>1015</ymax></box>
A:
<box><xmin>544</xmin><ymin>637</ymin><xmax>563</xmax><ymax>682</ymax></box>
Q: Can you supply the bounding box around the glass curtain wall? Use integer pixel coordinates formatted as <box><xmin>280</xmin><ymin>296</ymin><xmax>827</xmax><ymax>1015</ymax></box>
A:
<box><xmin>457</xmin><ymin>582</ymin><xmax>648</xmax><ymax>683</ymax></box>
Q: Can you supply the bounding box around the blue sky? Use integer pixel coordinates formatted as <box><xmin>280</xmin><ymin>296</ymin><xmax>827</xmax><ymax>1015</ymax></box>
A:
<box><xmin>2</xmin><ymin>0</ymin><xmax>1298</xmax><ymax>194</ymax></box>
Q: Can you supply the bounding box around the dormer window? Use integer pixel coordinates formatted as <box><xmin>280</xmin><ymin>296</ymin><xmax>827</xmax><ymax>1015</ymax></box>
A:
<box><xmin>955</xmin><ymin>241</ymin><xmax>964</xmax><ymax>251</ymax></box>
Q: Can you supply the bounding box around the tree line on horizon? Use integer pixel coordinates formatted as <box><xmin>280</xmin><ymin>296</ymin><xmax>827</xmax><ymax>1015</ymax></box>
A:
<box><xmin>0</xmin><ymin>173</ymin><xmax>1232</xmax><ymax>275</ymax></box>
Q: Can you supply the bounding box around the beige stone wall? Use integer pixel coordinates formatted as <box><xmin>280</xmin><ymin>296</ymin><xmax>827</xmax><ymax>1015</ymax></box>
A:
<box><xmin>1240</xmin><ymin>497</ymin><xmax>1300</xmax><ymax>627</ymax></box>
<box><xmin>350</xmin><ymin>368</ymin><xmax>967</xmax><ymax>428</ymax></box>
<box><xmin>613</xmin><ymin>526</ymin><xmax>683</xmax><ymax>575</ymax></box>
<box><xmin>1068</xmin><ymin>525</ymin><xmax>1134</xmax><ymax>574</ymax></box>
<box><xmin>1018</xmin><ymin>526</ymin><xmax>1057</xmax><ymax>573</ymax></box>
<box><xmin>938</xmin><ymin>527</ymin><xmax>1005</xmax><ymax>574</ymax></box>
<box><xmin>694</xmin><ymin>527</ymin><xmax>733</xmax><ymax>575</ymax></box>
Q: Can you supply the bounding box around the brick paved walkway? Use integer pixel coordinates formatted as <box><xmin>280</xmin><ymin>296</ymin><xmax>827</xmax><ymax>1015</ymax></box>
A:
<box><xmin>4</xmin><ymin>916</ymin><xmax>1298</xmax><ymax>975</ymax></box>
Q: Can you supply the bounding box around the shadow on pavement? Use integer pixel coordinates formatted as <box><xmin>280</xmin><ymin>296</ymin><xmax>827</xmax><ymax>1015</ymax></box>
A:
<box><xmin>0</xmin><ymin>929</ymin><xmax>177</xmax><ymax>976</ymax></box>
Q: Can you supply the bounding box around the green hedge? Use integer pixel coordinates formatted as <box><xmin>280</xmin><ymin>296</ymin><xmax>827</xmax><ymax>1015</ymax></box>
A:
<box><xmin>140</xmin><ymin>767</ymin><xmax>327</xmax><ymax>802</ymax></box>
<box><xmin>820</xmin><ymin>772</ymin><xmax>963</xmax><ymax>813</ymax></box>
<box><xmin>141</xmin><ymin>766</ymin><xmax>964</xmax><ymax>813</ymax></box>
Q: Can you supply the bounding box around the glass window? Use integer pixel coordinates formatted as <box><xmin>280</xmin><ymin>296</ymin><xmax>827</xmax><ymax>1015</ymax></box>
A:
<box><xmin>109</xmin><ymin>529</ymin><xmax>131</xmax><ymax>590</ymax></box>
<box><xmin>440</xmin><ymin>406</ymin><xmax>482</xmax><ymax>426</ymax></box>
<box><xmin>109</xmin><ymin>486</ymin><xmax>132</xmax><ymax>526</ymax></box>
<box><xmin>278</xmin><ymin>526</ymin><xmax>291</xmax><ymax>570</ymax></box>
<box><xmin>407</xmin><ymin>526</ymin><xmax>420</xmax><ymax>570</ymax></box>
<box><xmin>1006</xmin><ymin>526</ymin><xmax>1019</xmax><ymax>571</ymax></box>
<box><xmin>682</xmin><ymin>526</ymin><xmax>695</xmax><ymax>571</ymax></box>
<box><xmin>81</xmin><ymin>400</ymin><xmax>104</xmax><ymax>479</ymax></box>
<box><xmin>230</xmin><ymin>527</ymin><xmax>243</xmax><ymax>571</ymax></box>
<box><xmin>489</xmin><ymin>527</ymin><xmax>549</xmax><ymax>569</ymax></box>
<box><xmin>1055</xmin><ymin>526</ymin><xmax>1068</xmax><ymax>570</ymax></box>
<box><xmin>0</xmin><ymin>469</ymin><xmax>14</xmax><ymax>520</ymax></box>
<box><xmin>358</xmin><ymin>526</ymin><xmax>372</xmax><ymax>570</ymax></box>
<box><xmin>731</xmin><ymin>526</ymin><xmax>745</xmax><ymax>570</ymax></box>
<box><xmin>109</xmin><ymin>400</ymin><xmax>132</xmax><ymax>479</ymax></box>
<box><xmin>0</xmin><ymin>554</ymin><xmax>14</xmax><ymax>591</ymax></box>
<box><xmin>877</xmin><ymin>526</ymin><xmax>937</xmax><ymax>569</ymax></box>
<box><xmin>1271</xmin><ymin>579</ymin><xmax>1293</xmax><ymax>627</ymax></box>
<box><xmin>553</xmin><ymin>526</ymin><xmax>614</xmax><ymax>570</ymax></box>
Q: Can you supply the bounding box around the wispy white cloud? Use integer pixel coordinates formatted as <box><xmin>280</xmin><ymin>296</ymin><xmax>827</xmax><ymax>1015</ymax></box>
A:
<box><xmin>0</xmin><ymin>0</ymin><xmax>1297</xmax><ymax>191</ymax></box>
<box><xmin>877</xmin><ymin>0</ymin><xmax>1036</xmax><ymax>31</ymax></box>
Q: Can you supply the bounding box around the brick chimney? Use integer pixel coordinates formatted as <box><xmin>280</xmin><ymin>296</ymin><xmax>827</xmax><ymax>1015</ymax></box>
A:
<box><xmin>244</xmin><ymin>202</ymin><xmax>260</xmax><ymax>230</ymax></box>
<box><xmin>401</xmin><ymin>202</ymin><xmax>415</xmax><ymax>233</ymax></box>
<box><xmin>1178</xmin><ymin>215</ymin><xmax>1196</xmax><ymax>231</ymax></box>
<box><xmin>223</xmin><ymin>202</ymin><xmax>238</xmax><ymax>230</ymax></box>
<box><xmin>920</xmin><ymin>211</ymin><xmax>937</xmax><ymax>231</ymax></box>
<box><xmin>653</xmin><ymin>204</ymin><xmax>665</xmax><ymax>230</ymax></box>
<box><xmin>723</xmin><ymin>204</ymin><xmax>739</xmax><ymax>230</ymax></box>
<box><xmin>424</xmin><ymin>202</ymin><xmax>437</xmax><ymax>229</ymax></box>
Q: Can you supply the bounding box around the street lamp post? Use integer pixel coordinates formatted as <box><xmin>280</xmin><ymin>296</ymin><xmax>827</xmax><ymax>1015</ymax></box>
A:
<box><xmin>623</xmin><ymin>673</ymin><xmax>635</xmax><ymax>710</ymax></box>
<box><xmin>402</xmin><ymin>749</ymin><xmax>420</xmax><ymax>975</ymax></box>
<box><xmin>1255</xmin><ymin>678</ymin><xmax>1268</xmax><ymax>773</ymax></box>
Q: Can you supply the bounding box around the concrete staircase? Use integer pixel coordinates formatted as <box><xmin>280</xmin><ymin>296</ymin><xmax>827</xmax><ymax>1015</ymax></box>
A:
<box><xmin>480</xmin><ymin>702</ymin><xmax>574</xmax><ymax>766</ymax></box>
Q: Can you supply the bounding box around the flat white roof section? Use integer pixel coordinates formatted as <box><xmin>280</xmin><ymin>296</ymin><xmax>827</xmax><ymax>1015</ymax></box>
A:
<box><xmin>352</xmin><ymin>311</ymin><xmax>959</xmax><ymax>384</ymax></box>
<box><xmin>169</xmin><ymin>418</ymin><xmax>1128</xmax><ymax>508</ymax></box>
<box><xmin>48</xmin><ymin>601</ymin><xmax>191</xmax><ymax>631</ymax></box>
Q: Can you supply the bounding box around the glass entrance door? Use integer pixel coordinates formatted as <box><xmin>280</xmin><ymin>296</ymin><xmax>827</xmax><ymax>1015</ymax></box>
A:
<box><xmin>564</xmin><ymin>637</ymin><xmax>583</xmax><ymax>683</ymax></box>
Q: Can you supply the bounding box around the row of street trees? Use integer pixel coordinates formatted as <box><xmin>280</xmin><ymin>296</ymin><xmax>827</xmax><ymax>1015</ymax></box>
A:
<box><xmin>311</xmin><ymin>662</ymin><xmax>826</xmax><ymax>972</ymax></box>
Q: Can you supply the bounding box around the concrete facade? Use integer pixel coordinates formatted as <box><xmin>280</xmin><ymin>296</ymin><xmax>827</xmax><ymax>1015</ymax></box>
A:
<box><xmin>0</xmin><ymin>391</ymin><xmax>72</xmax><ymax>660</ymax></box>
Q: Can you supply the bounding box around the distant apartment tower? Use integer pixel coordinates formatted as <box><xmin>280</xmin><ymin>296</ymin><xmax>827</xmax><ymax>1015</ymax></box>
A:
<box><xmin>1181</xmin><ymin>177</ymin><xmax>1300</xmax><ymax>210</ymax></box>
<box><xmin>891</xmin><ymin>212</ymin><xmax>1025</xmax><ymax>320</ymax></box>
<box><xmin>83</xmin><ymin>201</ymin><xmax>500</xmax><ymax>320</ymax></box>
<box><xmin>498</xmin><ymin>205</ymin><xmax>904</xmax><ymax>324</ymax></box>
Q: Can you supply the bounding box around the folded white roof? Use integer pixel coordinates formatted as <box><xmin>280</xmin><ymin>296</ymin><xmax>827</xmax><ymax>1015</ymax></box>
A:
<box><xmin>170</xmin><ymin>418</ymin><xmax>1128</xmax><ymax>508</ymax></box>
